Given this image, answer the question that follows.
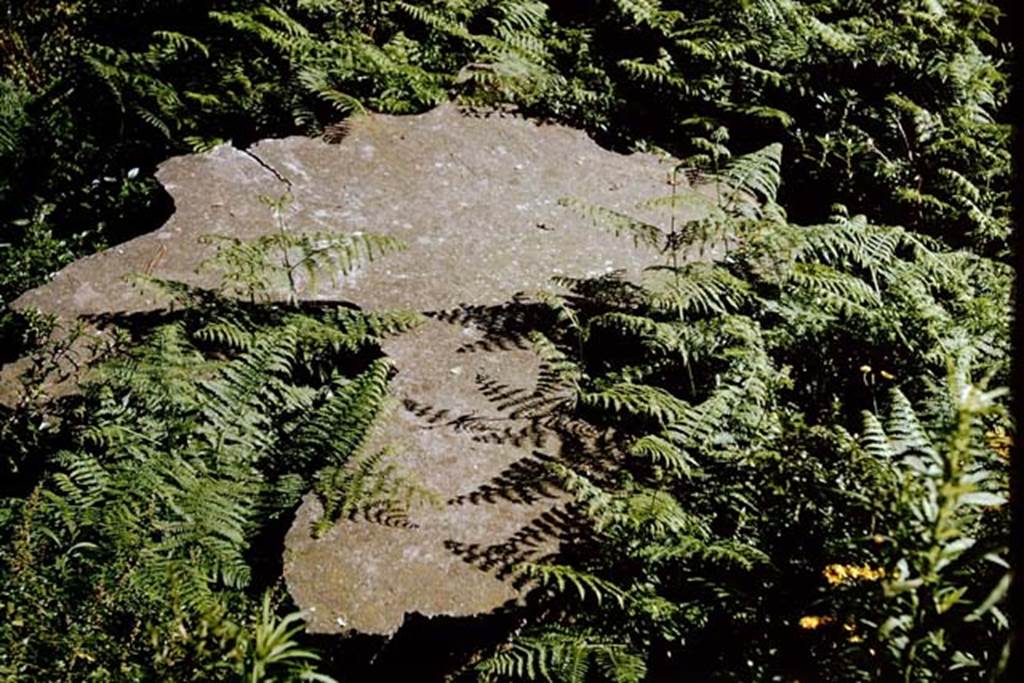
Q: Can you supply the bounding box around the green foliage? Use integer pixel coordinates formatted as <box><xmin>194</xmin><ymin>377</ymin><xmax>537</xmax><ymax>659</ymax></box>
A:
<box><xmin>531</xmin><ymin>0</ymin><xmax>1010</xmax><ymax>253</ymax></box>
<box><xmin>473</xmin><ymin>143</ymin><xmax>1009</xmax><ymax>681</ymax></box>
<box><xmin>0</xmin><ymin>81</ymin><xmax>29</xmax><ymax>158</ymax></box>
<box><xmin>0</xmin><ymin>0</ymin><xmax>1010</xmax><ymax>314</ymax></box>
<box><xmin>244</xmin><ymin>592</ymin><xmax>338</xmax><ymax>683</ymax></box>
<box><xmin>0</xmin><ymin>215</ymin><xmax>420</xmax><ymax>678</ymax></box>
<box><xmin>867</xmin><ymin>383</ymin><xmax>1009</xmax><ymax>679</ymax></box>
<box><xmin>200</xmin><ymin>193</ymin><xmax>406</xmax><ymax>305</ymax></box>
<box><xmin>0</xmin><ymin>291</ymin><xmax>419</xmax><ymax>677</ymax></box>
<box><xmin>0</xmin><ymin>3</ymin><xmax>1012</xmax><ymax>681</ymax></box>
<box><xmin>478</xmin><ymin>628</ymin><xmax>645</xmax><ymax>683</ymax></box>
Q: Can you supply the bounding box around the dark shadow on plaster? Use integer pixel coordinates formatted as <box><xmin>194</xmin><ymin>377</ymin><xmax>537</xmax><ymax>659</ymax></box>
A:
<box><xmin>352</xmin><ymin>500</ymin><xmax>418</xmax><ymax>529</ymax></box>
<box><xmin>456</xmin><ymin>333</ymin><xmax>533</xmax><ymax>354</ymax></box>
<box><xmin>401</xmin><ymin>395</ymin><xmax>557</xmax><ymax>450</ymax></box>
<box><xmin>322</xmin><ymin>119</ymin><xmax>352</xmax><ymax>145</ymax></box>
<box><xmin>455</xmin><ymin>102</ymin><xmax>523</xmax><ymax>120</ymax></box>
<box><xmin>475</xmin><ymin>371</ymin><xmax>571</xmax><ymax>420</ymax></box>
<box><xmin>394</xmin><ymin>298</ymin><xmax>581</xmax><ymax>512</ymax></box>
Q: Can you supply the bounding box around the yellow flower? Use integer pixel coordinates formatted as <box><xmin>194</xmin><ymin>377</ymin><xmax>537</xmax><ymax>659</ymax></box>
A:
<box><xmin>799</xmin><ymin>615</ymin><xmax>834</xmax><ymax>630</ymax></box>
<box><xmin>823</xmin><ymin>563</ymin><xmax>886</xmax><ymax>586</ymax></box>
<box><xmin>986</xmin><ymin>427</ymin><xmax>1012</xmax><ymax>459</ymax></box>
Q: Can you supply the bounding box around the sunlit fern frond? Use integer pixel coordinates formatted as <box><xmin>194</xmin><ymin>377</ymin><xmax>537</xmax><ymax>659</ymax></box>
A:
<box><xmin>520</xmin><ymin>562</ymin><xmax>627</xmax><ymax>608</ymax></box>
<box><xmin>559</xmin><ymin>197</ymin><xmax>665</xmax><ymax>250</ymax></box>
<box><xmin>628</xmin><ymin>433</ymin><xmax>699</xmax><ymax>477</ymax></box>
<box><xmin>643</xmin><ymin>263</ymin><xmax>750</xmax><ymax>316</ymax></box>
<box><xmin>477</xmin><ymin>627</ymin><xmax>645</xmax><ymax>683</ymax></box>
<box><xmin>581</xmin><ymin>382</ymin><xmax>689</xmax><ymax>427</ymax></box>
<box><xmin>719</xmin><ymin>142</ymin><xmax>782</xmax><ymax>207</ymax></box>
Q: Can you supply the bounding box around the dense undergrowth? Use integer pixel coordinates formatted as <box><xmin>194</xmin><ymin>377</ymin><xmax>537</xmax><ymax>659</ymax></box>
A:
<box><xmin>0</xmin><ymin>1</ymin><xmax>1014</xmax><ymax>681</ymax></box>
<box><xmin>474</xmin><ymin>144</ymin><xmax>1011</xmax><ymax>682</ymax></box>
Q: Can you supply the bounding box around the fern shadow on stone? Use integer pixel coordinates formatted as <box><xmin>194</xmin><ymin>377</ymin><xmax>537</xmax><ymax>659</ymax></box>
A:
<box><xmin>446</xmin><ymin>451</ymin><xmax>563</xmax><ymax>507</ymax></box>
<box><xmin>284</xmin><ymin>297</ymin><xmax>611</xmax><ymax>637</ymax></box>
<box><xmin>445</xmin><ymin>504</ymin><xmax>579</xmax><ymax>583</ymax></box>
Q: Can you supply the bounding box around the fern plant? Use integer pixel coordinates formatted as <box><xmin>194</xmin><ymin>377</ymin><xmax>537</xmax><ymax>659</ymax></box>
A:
<box><xmin>0</xmin><ymin>299</ymin><xmax>409</xmax><ymax>677</ymax></box>
<box><xmin>199</xmin><ymin>193</ymin><xmax>405</xmax><ymax>305</ymax></box>
<box><xmin>0</xmin><ymin>3</ymin><xmax>1013</xmax><ymax>681</ymax></box>
<box><xmin>472</xmin><ymin>141</ymin><xmax>1009</xmax><ymax>682</ymax></box>
<box><xmin>864</xmin><ymin>382</ymin><xmax>1010</xmax><ymax>680</ymax></box>
<box><xmin>0</xmin><ymin>199</ymin><xmax>421</xmax><ymax>679</ymax></box>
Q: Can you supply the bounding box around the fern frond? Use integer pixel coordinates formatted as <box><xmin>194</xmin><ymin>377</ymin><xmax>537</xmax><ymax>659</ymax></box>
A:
<box><xmin>719</xmin><ymin>142</ymin><xmax>782</xmax><ymax>206</ymax></box>
<box><xmin>151</xmin><ymin>31</ymin><xmax>210</xmax><ymax>59</ymax></box>
<box><xmin>644</xmin><ymin>263</ymin><xmax>750</xmax><ymax>316</ymax></box>
<box><xmin>786</xmin><ymin>262</ymin><xmax>881</xmax><ymax>307</ymax></box>
<box><xmin>478</xmin><ymin>628</ymin><xmax>645</xmax><ymax>683</ymax></box>
<box><xmin>628</xmin><ymin>433</ymin><xmax>699</xmax><ymax>477</ymax></box>
<box><xmin>559</xmin><ymin>197</ymin><xmax>664</xmax><ymax>250</ymax></box>
<box><xmin>581</xmin><ymin>382</ymin><xmax>689</xmax><ymax>427</ymax></box>
<box><xmin>293</xmin><ymin>357</ymin><xmax>393</xmax><ymax>469</ymax></box>
<box><xmin>522</xmin><ymin>563</ymin><xmax>627</xmax><ymax>608</ymax></box>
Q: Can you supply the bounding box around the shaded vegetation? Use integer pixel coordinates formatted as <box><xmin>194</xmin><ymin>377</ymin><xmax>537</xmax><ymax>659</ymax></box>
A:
<box><xmin>473</xmin><ymin>144</ymin><xmax>1010</xmax><ymax>682</ymax></box>
<box><xmin>0</xmin><ymin>1</ymin><xmax>1013</xmax><ymax>681</ymax></box>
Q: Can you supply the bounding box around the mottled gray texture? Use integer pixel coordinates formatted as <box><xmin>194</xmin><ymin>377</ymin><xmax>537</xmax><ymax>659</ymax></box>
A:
<box><xmin>5</xmin><ymin>104</ymin><xmax>715</xmax><ymax>635</ymax></box>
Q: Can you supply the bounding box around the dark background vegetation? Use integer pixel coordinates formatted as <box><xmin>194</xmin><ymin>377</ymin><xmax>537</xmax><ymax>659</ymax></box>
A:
<box><xmin>0</xmin><ymin>1</ymin><xmax>1014</xmax><ymax>681</ymax></box>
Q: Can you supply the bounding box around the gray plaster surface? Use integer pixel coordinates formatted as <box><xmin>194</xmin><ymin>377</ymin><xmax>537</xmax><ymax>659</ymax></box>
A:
<box><xmin>5</xmin><ymin>104</ymin><xmax>715</xmax><ymax>635</ymax></box>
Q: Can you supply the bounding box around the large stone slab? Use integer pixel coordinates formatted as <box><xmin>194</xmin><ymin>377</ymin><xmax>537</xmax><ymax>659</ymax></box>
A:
<box><xmin>7</xmin><ymin>104</ymin><xmax>715</xmax><ymax>635</ymax></box>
